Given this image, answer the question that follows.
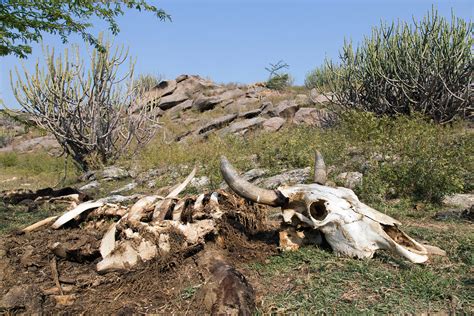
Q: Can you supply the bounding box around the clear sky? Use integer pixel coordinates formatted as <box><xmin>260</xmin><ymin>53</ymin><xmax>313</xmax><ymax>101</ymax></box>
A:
<box><xmin>1</xmin><ymin>0</ymin><xmax>472</xmax><ymax>109</ymax></box>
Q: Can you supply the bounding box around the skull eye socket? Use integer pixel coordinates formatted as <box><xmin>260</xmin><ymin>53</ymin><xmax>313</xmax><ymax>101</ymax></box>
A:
<box><xmin>309</xmin><ymin>200</ymin><xmax>328</xmax><ymax>221</ymax></box>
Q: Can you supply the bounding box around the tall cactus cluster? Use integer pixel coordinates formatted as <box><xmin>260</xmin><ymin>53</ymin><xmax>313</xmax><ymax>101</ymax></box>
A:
<box><xmin>310</xmin><ymin>8</ymin><xmax>472</xmax><ymax>123</ymax></box>
<box><xmin>11</xmin><ymin>35</ymin><xmax>159</xmax><ymax>171</ymax></box>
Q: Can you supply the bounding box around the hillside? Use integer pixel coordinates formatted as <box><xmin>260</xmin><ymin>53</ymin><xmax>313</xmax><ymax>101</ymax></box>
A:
<box><xmin>0</xmin><ymin>76</ymin><xmax>472</xmax><ymax>314</ymax></box>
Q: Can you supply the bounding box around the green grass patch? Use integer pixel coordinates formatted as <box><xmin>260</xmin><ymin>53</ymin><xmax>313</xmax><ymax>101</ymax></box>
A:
<box><xmin>132</xmin><ymin>111</ymin><xmax>472</xmax><ymax>204</ymax></box>
<box><xmin>249</xmin><ymin>216</ymin><xmax>473</xmax><ymax>314</ymax></box>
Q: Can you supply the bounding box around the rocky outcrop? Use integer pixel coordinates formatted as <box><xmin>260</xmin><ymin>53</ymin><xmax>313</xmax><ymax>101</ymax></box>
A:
<box><xmin>127</xmin><ymin>74</ymin><xmax>336</xmax><ymax>142</ymax></box>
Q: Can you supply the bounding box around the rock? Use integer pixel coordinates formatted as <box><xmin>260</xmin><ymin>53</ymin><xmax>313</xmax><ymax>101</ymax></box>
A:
<box><xmin>220</xmin><ymin>117</ymin><xmax>266</xmax><ymax>135</ymax></box>
<box><xmin>146</xmin><ymin>79</ymin><xmax>177</xmax><ymax>101</ymax></box>
<box><xmin>256</xmin><ymin>167</ymin><xmax>311</xmax><ymax>189</ymax></box>
<box><xmin>158</xmin><ymin>88</ymin><xmax>189</xmax><ymax>110</ymax></box>
<box><xmin>176</xmin><ymin>74</ymin><xmax>189</xmax><ymax>83</ymax></box>
<box><xmin>262</xmin><ymin>117</ymin><xmax>286</xmax><ymax>132</ymax></box>
<box><xmin>442</xmin><ymin>193</ymin><xmax>474</xmax><ymax>209</ymax></box>
<box><xmin>196</xmin><ymin>114</ymin><xmax>238</xmax><ymax>135</ymax></box>
<box><xmin>226</xmin><ymin>97</ymin><xmax>259</xmax><ymax>113</ymax></box>
<box><xmin>434</xmin><ymin>206</ymin><xmax>474</xmax><ymax>222</ymax></box>
<box><xmin>168</xmin><ymin>99</ymin><xmax>194</xmax><ymax>118</ymax></box>
<box><xmin>79</xmin><ymin>180</ymin><xmax>100</xmax><ymax>191</ymax></box>
<box><xmin>260</xmin><ymin>101</ymin><xmax>274</xmax><ymax>114</ymax></box>
<box><xmin>272</xmin><ymin>100</ymin><xmax>300</xmax><ymax>119</ymax></box>
<box><xmin>239</xmin><ymin>108</ymin><xmax>262</xmax><ymax>119</ymax></box>
<box><xmin>336</xmin><ymin>172</ymin><xmax>363</xmax><ymax>189</ymax></box>
<box><xmin>0</xmin><ymin>135</ymin><xmax>60</xmax><ymax>153</ymax></box>
<box><xmin>111</xmin><ymin>182</ymin><xmax>137</xmax><ymax>194</ymax></box>
<box><xmin>155</xmin><ymin>80</ymin><xmax>177</xmax><ymax>97</ymax></box>
<box><xmin>293</xmin><ymin>108</ymin><xmax>334</xmax><ymax>127</ymax></box>
<box><xmin>136</xmin><ymin>168</ymin><xmax>168</xmax><ymax>184</ymax></box>
<box><xmin>295</xmin><ymin>94</ymin><xmax>310</xmax><ymax>106</ymax></box>
<box><xmin>79</xmin><ymin>170</ymin><xmax>96</xmax><ymax>182</ymax></box>
<box><xmin>309</xmin><ymin>88</ymin><xmax>331</xmax><ymax>104</ymax></box>
<box><xmin>218</xmin><ymin>89</ymin><xmax>245</xmax><ymax>101</ymax></box>
<box><xmin>196</xmin><ymin>251</ymin><xmax>255</xmax><ymax>315</ymax></box>
<box><xmin>0</xmin><ymin>285</ymin><xmax>42</xmax><ymax>312</ymax></box>
<box><xmin>98</xmin><ymin>194</ymin><xmax>142</xmax><ymax>204</ymax></box>
<box><xmin>193</xmin><ymin>94</ymin><xmax>223</xmax><ymax>112</ymax></box>
<box><xmin>191</xmin><ymin>176</ymin><xmax>211</xmax><ymax>189</ymax></box>
<box><xmin>100</xmin><ymin>166</ymin><xmax>129</xmax><ymax>180</ymax></box>
<box><xmin>220</xmin><ymin>168</ymin><xmax>268</xmax><ymax>189</ymax></box>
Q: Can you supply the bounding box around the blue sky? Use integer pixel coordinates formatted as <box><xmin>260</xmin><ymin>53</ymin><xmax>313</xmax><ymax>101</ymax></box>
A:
<box><xmin>1</xmin><ymin>0</ymin><xmax>472</xmax><ymax>108</ymax></box>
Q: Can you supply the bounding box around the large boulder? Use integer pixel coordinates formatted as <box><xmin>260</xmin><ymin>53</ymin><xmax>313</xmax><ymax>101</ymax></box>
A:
<box><xmin>271</xmin><ymin>100</ymin><xmax>300</xmax><ymax>119</ymax></box>
<box><xmin>309</xmin><ymin>88</ymin><xmax>331</xmax><ymax>104</ymax></box>
<box><xmin>193</xmin><ymin>94</ymin><xmax>223</xmax><ymax>112</ymax></box>
<box><xmin>218</xmin><ymin>89</ymin><xmax>245</xmax><ymax>101</ymax></box>
<box><xmin>262</xmin><ymin>117</ymin><xmax>285</xmax><ymax>132</ymax></box>
<box><xmin>196</xmin><ymin>113</ymin><xmax>238</xmax><ymax>135</ymax></box>
<box><xmin>293</xmin><ymin>108</ymin><xmax>334</xmax><ymax>127</ymax></box>
<box><xmin>158</xmin><ymin>88</ymin><xmax>189</xmax><ymax>110</ymax></box>
<box><xmin>168</xmin><ymin>99</ymin><xmax>194</xmax><ymax>118</ymax></box>
<box><xmin>220</xmin><ymin>117</ymin><xmax>266</xmax><ymax>135</ymax></box>
<box><xmin>239</xmin><ymin>108</ymin><xmax>262</xmax><ymax>119</ymax></box>
<box><xmin>256</xmin><ymin>167</ymin><xmax>311</xmax><ymax>189</ymax></box>
<box><xmin>219</xmin><ymin>168</ymin><xmax>268</xmax><ymax>189</ymax></box>
<box><xmin>0</xmin><ymin>135</ymin><xmax>60</xmax><ymax>153</ymax></box>
<box><xmin>295</xmin><ymin>94</ymin><xmax>310</xmax><ymax>106</ymax></box>
<box><xmin>443</xmin><ymin>193</ymin><xmax>474</xmax><ymax>209</ymax></box>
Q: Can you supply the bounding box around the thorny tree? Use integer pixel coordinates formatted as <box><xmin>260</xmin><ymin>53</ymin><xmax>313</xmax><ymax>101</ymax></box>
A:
<box><xmin>11</xmin><ymin>36</ymin><xmax>160</xmax><ymax>171</ymax></box>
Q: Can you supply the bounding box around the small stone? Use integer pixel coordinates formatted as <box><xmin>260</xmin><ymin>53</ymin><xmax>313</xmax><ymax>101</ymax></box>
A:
<box><xmin>336</xmin><ymin>172</ymin><xmax>363</xmax><ymax>189</ymax></box>
<box><xmin>191</xmin><ymin>176</ymin><xmax>211</xmax><ymax>189</ymax></box>
<box><xmin>79</xmin><ymin>180</ymin><xmax>100</xmax><ymax>191</ymax></box>
<box><xmin>111</xmin><ymin>182</ymin><xmax>137</xmax><ymax>194</ymax></box>
<box><xmin>101</xmin><ymin>166</ymin><xmax>129</xmax><ymax>180</ymax></box>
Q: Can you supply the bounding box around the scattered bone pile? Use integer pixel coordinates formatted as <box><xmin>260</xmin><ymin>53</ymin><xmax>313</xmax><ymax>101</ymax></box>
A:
<box><xmin>1</xmin><ymin>152</ymin><xmax>449</xmax><ymax>313</ymax></box>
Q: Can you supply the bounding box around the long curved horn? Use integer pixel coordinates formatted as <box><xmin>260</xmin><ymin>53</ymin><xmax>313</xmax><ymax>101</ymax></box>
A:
<box><xmin>313</xmin><ymin>150</ymin><xmax>327</xmax><ymax>185</ymax></box>
<box><xmin>220</xmin><ymin>156</ymin><xmax>286</xmax><ymax>207</ymax></box>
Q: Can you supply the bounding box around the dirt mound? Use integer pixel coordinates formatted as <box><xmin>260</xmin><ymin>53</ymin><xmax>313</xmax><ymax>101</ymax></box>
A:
<box><xmin>0</xmin><ymin>192</ymin><xmax>279</xmax><ymax>314</ymax></box>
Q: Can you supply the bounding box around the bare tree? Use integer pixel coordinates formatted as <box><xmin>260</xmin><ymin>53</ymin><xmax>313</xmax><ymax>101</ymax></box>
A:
<box><xmin>11</xmin><ymin>36</ymin><xmax>159</xmax><ymax>171</ymax></box>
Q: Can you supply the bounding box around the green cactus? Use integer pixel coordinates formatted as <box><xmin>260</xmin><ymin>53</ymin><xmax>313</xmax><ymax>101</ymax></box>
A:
<box><xmin>309</xmin><ymin>8</ymin><xmax>472</xmax><ymax>123</ymax></box>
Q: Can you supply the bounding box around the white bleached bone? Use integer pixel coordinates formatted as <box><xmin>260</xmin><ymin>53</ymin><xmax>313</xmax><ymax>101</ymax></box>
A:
<box><xmin>52</xmin><ymin>201</ymin><xmax>104</xmax><ymax>229</ymax></box>
<box><xmin>23</xmin><ymin>216</ymin><xmax>59</xmax><ymax>232</ymax></box>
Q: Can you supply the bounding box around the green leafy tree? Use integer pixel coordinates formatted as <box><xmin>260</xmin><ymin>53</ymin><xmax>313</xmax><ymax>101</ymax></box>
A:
<box><xmin>0</xmin><ymin>0</ymin><xmax>170</xmax><ymax>58</ymax></box>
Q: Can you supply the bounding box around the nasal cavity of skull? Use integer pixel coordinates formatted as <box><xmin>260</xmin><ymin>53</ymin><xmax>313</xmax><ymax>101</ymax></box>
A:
<box><xmin>382</xmin><ymin>225</ymin><xmax>424</xmax><ymax>252</ymax></box>
<box><xmin>308</xmin><ymin>200</ymin><xmax>328</xmax><ymax>221</ymax></box>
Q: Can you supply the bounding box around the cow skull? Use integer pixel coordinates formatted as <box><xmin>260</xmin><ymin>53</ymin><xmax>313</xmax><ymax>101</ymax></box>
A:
<box><xmin>220</xmin><ymin>153</ymin><xmax>444</xmax><ymax>263</ymax></box>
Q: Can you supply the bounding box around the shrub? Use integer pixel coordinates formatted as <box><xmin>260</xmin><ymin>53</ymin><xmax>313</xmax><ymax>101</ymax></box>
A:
<box><xmin>0</xmin><ymin>152</ymin><xmax>18</xmax><ymax>167</ymax></box>
<box><xmin>304</xmin><ymin>64</ymin><xmax>334</xmax><ymax>92</ymax></box>
<box><xmin>308</xmin><ymin>8</ymin><xmax>473</xmax><ymax>123</ymax></box>
<box><xmin>265</xmin><ymin>60</ymin><xmax>293</xmax><ymax>90</ymax></box>
<box><xmin>133</xmin><ymin>73</ymin><xmax>163</xmax><ymax>97</ymax></box>
<box><xmin>11</xmin><ymin>35</ymin><xmax>159</xmax><ymax>171</ymax></box>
